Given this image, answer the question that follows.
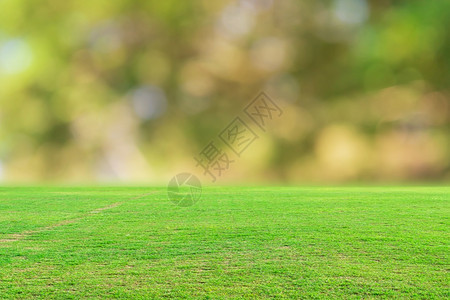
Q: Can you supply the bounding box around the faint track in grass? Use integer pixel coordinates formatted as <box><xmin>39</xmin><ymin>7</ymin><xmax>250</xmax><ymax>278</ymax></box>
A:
<box><xmin>0</xmin><ymin>191</ymin><xmax>158</xmax><ymax>244</ymax></box>
<box><xmin>89</xmin><ymin>202</ymin><xmax>122</xmax><ymax>214</ymax></box>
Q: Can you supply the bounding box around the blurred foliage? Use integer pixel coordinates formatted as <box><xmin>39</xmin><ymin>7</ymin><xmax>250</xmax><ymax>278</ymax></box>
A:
<box><xmin>0</xmin><ymin>0</ymin><xmax>449</xmax><ymax>183</ymax></box>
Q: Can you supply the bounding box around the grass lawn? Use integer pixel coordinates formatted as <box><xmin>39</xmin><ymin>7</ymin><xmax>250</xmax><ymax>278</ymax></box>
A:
<box><xmin>0</xmin><ymin>186</ymin><xmax>448</xmax><ymax>298</ymax></box>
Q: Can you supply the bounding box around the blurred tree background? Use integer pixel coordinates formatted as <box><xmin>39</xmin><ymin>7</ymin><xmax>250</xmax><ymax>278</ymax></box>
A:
<box><xmin>0</xmin><ymin>0</ymin><xmax>448</xmax><ymax>183</ymax></box>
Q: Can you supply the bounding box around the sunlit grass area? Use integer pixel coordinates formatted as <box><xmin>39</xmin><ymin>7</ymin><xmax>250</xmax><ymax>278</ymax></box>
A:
<box><xmin>0</xmin><ymin>186</ymin><xmax>448</xmax><ymax>298</ymax></box>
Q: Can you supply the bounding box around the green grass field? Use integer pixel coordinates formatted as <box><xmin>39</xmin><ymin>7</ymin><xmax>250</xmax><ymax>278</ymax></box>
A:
<box><xmin>0</xmin><ymin>186</ymin><xmax>448</xmax><ymax>298</ymax></box>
